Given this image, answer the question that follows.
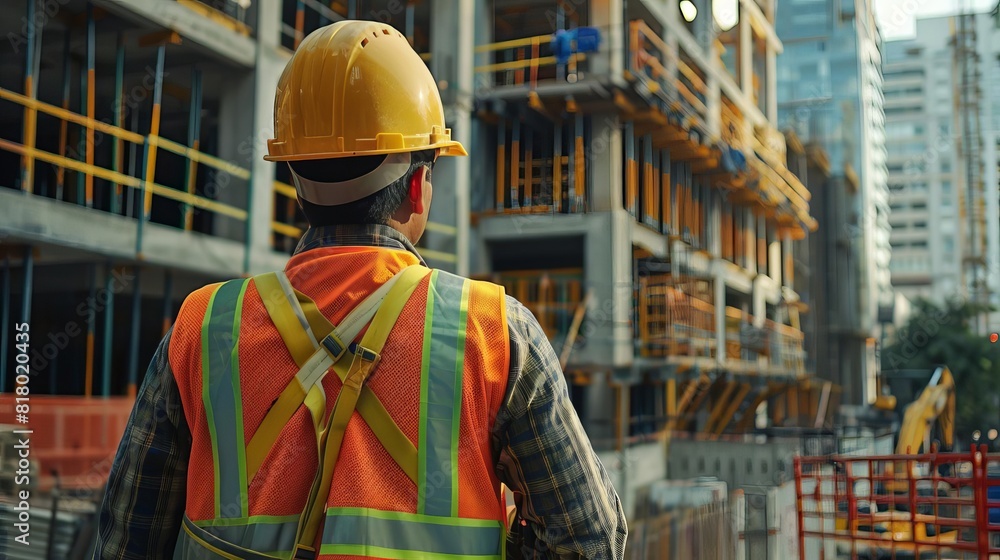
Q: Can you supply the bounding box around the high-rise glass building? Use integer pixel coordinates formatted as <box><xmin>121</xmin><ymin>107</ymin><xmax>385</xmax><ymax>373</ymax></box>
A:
<box><xmin>776</xmin><ymin>0</ymin><xmax>892</xmax><ymax>405</ymax></box>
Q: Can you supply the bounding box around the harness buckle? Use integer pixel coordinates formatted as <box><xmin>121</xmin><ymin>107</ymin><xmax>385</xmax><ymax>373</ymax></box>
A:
<box><xmin>321</xmin><ymin>333</ymin><xmax>348</xmax><ymax>362</ymax></box>
<box><xmin>292</xmin><ymin>545</ymin><xmax>316</xmax><ymax>560</ymax></box>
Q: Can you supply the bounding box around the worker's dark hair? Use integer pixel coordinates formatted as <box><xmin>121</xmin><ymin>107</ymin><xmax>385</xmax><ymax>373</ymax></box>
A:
<box><xmin>289</xmin><ymin>149</ymin><xmax>436</xmax><ymax>226</ymax></box>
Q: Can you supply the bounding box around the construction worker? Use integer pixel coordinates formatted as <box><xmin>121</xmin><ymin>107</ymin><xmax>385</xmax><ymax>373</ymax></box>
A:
<box><xmin>95</xmin><ymin>20</ymin><xmax>626</xmax><ymax>560</ymax></box>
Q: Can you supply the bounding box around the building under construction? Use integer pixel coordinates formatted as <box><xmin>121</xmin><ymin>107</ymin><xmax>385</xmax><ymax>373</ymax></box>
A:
<box><xmin>0</xmin><ymin>0</ymin><xmax>829</xmax><ymax>523</ymax></box>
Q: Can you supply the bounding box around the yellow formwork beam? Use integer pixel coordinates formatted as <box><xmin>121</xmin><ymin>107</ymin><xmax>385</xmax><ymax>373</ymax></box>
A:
<box><xmin>710</xmin><ymin>382</ymin><xmax>752</xmax><ymax>436</ymax></box>
<box><xmin>668</xmin><ymin>374</ymin><xmax>703</xmax><ymax>430</ymax></box>
<box><xmin>704</xmin><ymin>380</ymin><xmax>740</xmax><ymax>434</ymax></box>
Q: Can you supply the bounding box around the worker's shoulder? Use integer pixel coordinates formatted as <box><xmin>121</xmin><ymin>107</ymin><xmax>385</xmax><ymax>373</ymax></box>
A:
<box><xmin>174</xmin><ymin>279</ymin><xmax>246</xmax><ymax>322</ymax></box>
<box><xmin>432</xmin><ymin>268</ymin><xmax>516</xmax><ymax>312</ymax></box>
<box><xmin>430</xmin><ymin>269</ymin><xmax>508</xmax><ymax>298</ymax></box>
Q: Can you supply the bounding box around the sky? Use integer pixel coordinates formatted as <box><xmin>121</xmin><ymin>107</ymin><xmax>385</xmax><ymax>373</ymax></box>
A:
<box><xmin>875</xmin><ymin>0</ymin><xmax>998</xmax><ymax>39</ymax></box>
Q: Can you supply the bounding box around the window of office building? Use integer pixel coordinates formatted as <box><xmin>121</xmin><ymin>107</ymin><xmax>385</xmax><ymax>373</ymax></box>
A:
<box><xmin>942</xmin><ymin>236</ymin><xmax>954</xmax><ymax>253</ymax></box>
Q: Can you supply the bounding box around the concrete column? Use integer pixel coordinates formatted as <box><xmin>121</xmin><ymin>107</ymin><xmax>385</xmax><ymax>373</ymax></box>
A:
<box><xmin>585</xmin><ymin>374</ymin><xmax>615</xmax><ymax>444</ymax></box>
<box><xmin>216</xmin><ymin>71</ymin><xmax>255</xmax><ymax>243</ymax></box>
<box><xmin>739</xmin><ymin>15</ymin><xmax>753</xmax><ymax>99</ymax></box>
<box><xmin>708</xmin><ymin>189</ymin><xmax>721</xmax><ymax>257</ymax></box>
<box><xmin>431</xmin><ymin>0</ymin><xmax>475</xmax><ymax>275</ymax></box>
<box><xmin>243</xmin><ymin>0</ymin><xmax>289</xmax><ymax>273</ymax></box>
<box><xmin>768</xmin><ymin>228</ymin><xmax>781</xmax><ymax>284</ymax></box>
<box><xmin>752</xmin><ymin>276</ymin><xmax>765</xmax><ymax>328</ymax></box>
<box><xmin>582</xmin><ymin>211</ymin><xmax>633</xmax><ymax>367</ymax></box>
<box><xmin>766</xmin><ymin>46</ymin><xmax>778</xmax><ymax>122</ymax></box>
<box><xmin>589</xmin><ymin>114</ymin><xmax>623</xmax><ymax>212</ymax></box>
<box><xmin>589</xmin><ymin>0</ymin><xmax>623</xmax><ymax>78</ymax></box>
<box><xmin>715</xmin><ymin>267</ymin><xmax>726</xmax><ymax>367</ymax></box>
<box><xmin>745</xmin><ymin>208</ymin><xmax>756</xmax><ymax>275</ymax></box>
<box><xmin>706</xmin><ymin>73</ymin><xmax>722</xmax><ymax>141</ymax></box>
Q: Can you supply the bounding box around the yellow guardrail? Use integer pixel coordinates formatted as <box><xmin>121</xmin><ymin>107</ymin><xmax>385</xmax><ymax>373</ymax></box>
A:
<box><xmin>474</xmin><ymin>33</ymin><xmax>586</xmax><ymax>87</ymax></box>
<box><xmin>0</xmin><ymin>88</ymin><xmax>145</xmax><ymax>145</ymax></box>
<box><xmin>0</xmin><ymin>86</ymin><xmax>250</xmax><ymax>224</ymax></box>
<box><xmin>475</xmin><ymin>34</ymin><xmax>553</xmax><ymax>53</ymax></box>
<box><xmin>629</xmin><ymin>21</ymin><xmax>708</xmax><ymax>118</ymax></box>
<box><xmin>152</xmin><ymin>135</ymin><xmax>252</xmax><ymax>180</ymax></box>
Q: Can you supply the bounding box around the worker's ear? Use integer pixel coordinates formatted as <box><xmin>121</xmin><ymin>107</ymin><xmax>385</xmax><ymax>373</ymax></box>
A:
<box><xmin>408</xmin><ymin>165</ymin><xmax>429</xmax><ymax>215</ymax></box>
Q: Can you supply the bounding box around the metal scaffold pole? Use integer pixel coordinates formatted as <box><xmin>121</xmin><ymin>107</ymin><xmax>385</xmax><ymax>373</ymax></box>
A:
<box><xmin>85</xmin><ymin>264</ymin><xmax>97</xmax><ymax>396</ymax></box>
<box><xmin>112</xmin><ymin>33</ymin><xmax>126</xmax><ymax>214</ymax></box>
<box><xmin>102</xmin><ymin>262</ymin><xmax>115</xmax><ymax>396</ymax></box>
<box><xmin>85</xmin><ymin>1</ymin><xmax>96</xmax><ymax>207</ymax></box>
<box><xmin>128</xmin><ymin>267</ymin><xmax>142</xmax><ymax>397</ymax></box>
<box><xmin>0</xmin><ymin>256</ymin><xmax>9</xmax><ymax>391</ymax></box>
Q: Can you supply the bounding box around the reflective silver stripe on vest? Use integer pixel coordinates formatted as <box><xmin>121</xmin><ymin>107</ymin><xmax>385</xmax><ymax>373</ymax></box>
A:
<box><xmin>174</xmin><ymin>515</ymin><xmax>288</xmax><ymax>560</ymax></box>
<box><xmin>194</xmin><ymin>516</ymin><xmax>300</xmax><ymax>555</ymax></box>
<box><xmin>202</xmin><ymin>279</ymin><xmax>251</xmax><ymax>519</ymax></box>
<box><xmin>417</xmin><ymin>270</ymin><xmax>469</xmax><ymax>517</ymax></box>
<box><xmin>320</xmin><ymin>508</ymin><xmax>503</xmax><ymax>558</ymax></box>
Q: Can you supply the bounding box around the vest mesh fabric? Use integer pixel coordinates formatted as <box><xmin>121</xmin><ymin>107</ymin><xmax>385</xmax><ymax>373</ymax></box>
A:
<box><xmin>170</xmin><ymin>246</ymin><xmax>510</xmax><ymax>558</ymax></box>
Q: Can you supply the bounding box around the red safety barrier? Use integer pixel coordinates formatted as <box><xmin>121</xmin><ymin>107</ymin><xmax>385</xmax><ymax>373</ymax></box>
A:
<box><xmin>795</xmin><ymin>446</ymin><xmax>1000</xmax><ymax>559</ymax></box>
<box><xmin>1</xmin><ymin>394</ymin><xmax>134</xmax><ymax>492</ymax></box>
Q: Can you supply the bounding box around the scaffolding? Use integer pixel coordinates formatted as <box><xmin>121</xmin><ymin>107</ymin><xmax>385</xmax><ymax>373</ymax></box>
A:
<box><xmin>953</xmin><ymin>8</ymin><xmax>991</xmax><ymax>333</ymax></box>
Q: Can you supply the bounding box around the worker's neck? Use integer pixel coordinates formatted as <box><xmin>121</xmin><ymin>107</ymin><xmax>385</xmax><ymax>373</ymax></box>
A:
<box><xmin>386</xmin><ymin>218</ymin><xmax>423</xmax><ymax>246</ymax></box>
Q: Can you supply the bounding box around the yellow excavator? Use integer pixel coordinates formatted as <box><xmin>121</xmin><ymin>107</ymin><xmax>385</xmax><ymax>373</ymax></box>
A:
<box><xmin>886</xmin><ymin>365</ymin><xmax>956</xmax><ymax>456</ymax></box>
<box><xmin>838</xmin><ymin>366</ymin><xmax>959</xmax><ymax>559</ymax></box>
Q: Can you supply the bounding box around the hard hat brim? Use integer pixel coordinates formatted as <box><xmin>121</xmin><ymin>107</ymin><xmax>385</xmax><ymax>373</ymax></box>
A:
<box><xmin>264</xmin><ymin>140</ymin><xmax>467</xmax><ymax>162</ymax></box>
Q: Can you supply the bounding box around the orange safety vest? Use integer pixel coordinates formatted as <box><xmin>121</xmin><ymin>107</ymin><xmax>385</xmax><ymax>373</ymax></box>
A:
<box><xmin>168</xmin><ymin>247</ymin><xmax>510</xmax><ymax>559</ymax></box>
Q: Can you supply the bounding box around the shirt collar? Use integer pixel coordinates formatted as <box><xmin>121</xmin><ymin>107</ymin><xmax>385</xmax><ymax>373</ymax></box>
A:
<box><xmin>293</xmin><ymin>224</ymin><xmax>428</xmax><ymax>266</ymax></box>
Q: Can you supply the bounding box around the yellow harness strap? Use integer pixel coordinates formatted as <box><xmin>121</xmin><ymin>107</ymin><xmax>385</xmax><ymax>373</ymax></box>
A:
<box><xmin>247</xmin><ymin>268</ymin><xmax>425</xmax><ymax>485</ymax></box>
<box><xmin>292</xmin><ymin>267</ymin><xmax>427</xmax><ymax>556</ymax></box>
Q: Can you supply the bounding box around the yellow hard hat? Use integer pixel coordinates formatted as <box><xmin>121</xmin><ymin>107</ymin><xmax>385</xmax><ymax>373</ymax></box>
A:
<box><xmin>265</xmin><ymin>20</ymin><xmax>467</xmax><ymax>162</ymax></box>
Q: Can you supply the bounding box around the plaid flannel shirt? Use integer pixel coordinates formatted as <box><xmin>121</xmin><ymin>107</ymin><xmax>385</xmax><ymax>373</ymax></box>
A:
<box><xmin>94</xmin><ymin>224</ymin><xmax>627</xmax><ymax>559</ymax></box>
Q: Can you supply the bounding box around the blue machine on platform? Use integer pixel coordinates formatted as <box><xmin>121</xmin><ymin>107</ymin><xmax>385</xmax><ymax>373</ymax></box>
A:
<box><xmin>552</xmin><ymin>27</ymin><xmax>602</xmax><ymax>65</ymax></box>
